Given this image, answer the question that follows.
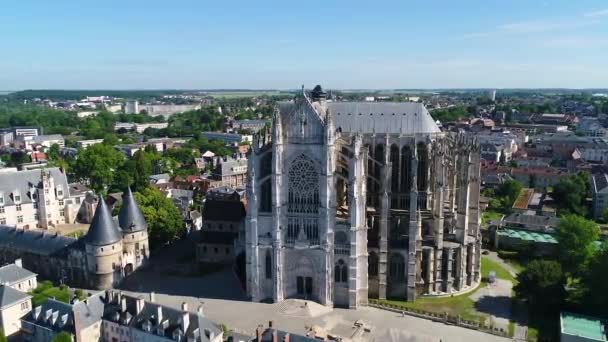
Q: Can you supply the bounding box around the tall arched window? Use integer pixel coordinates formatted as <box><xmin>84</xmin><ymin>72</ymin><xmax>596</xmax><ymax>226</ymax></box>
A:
<box><xmin>265</xmin><ymin>250</ymin><xmax>272</xmax><ymax>279</ymax></box>
<box><xmin>259</xmin><ymin>152</ymin><xmax>273</xmax><ymax>213</ymax></box>
<box><xmin>286</xmin><ymin>155</ymin><xmax>319</xmax><ymax>244</ymax></box>
<box><xmin>368</xmin><ymin>252</ymin><xmax>379</xmax><ymax>277</ymax></box>
<box><xmin>334</xmin><ymin>259</ymin><xmax>348</xmax><ymax>283</ymax></box>
<box><xmin>389</xmin><ymin>253</ymin><xmax>405</xmax><ymax>281</ymax></box>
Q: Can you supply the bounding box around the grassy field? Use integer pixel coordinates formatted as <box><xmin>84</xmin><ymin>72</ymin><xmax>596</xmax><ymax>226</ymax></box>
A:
<box><xmin>378</xmin><ymin>256</ymin><xmax>516</xmax><ymax>324</ymax></box>
<box><xmin>29</xmin><ymin>281</ymin><xmax>71</xmax><ymax>306</ymax></box>
<box><xmin>481</xmin><ymin>210</ymin><xmax>503</xmax><ymax>225</ymax></box>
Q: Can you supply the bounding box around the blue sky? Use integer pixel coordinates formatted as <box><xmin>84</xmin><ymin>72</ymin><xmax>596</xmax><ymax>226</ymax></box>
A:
<box><xmin>1</xmin><ymin>0</ymin><xmax>607</xmax><ymax>89</ymax></box>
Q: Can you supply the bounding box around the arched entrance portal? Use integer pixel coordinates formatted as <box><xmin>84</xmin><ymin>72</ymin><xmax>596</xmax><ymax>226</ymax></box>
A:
<box><xmin>288</xmin><ymin>256</ymin><xmax>316</xmax><ymax>301</ymax></box>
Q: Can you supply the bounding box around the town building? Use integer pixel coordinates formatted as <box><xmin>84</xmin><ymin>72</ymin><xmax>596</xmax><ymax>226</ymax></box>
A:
<box><xmin>0</xmin><ymin>188</ymin><xmax>149</xmax><ymax>290</ymax></box>
<box><xmin>0</xmin><ymin>130</ymin><xmax>14</xmax><ymax>147</ymax></box>
<box><xmin>0</xmin><ymin>168</ymin><xmax>90</xmax><ymax>229</ymax></box>
<box><xmin>0</xmin><ymin>259</ymin><xmax>38</xmax><ymax>293</ymax></box>
<box><xmin>246</xmin><ymin>85</ymin><xmax>482</xmax><ymax>308</ymax></box>
<box><xmin>202</xmin><ymin>132</ymin><xmax>253</xmax><ymax>145</ymax></box>
<box><xmin>15</xmin><ymin>135</ymin><xmax>64</xmax><ymax>151</ymax></box>
<box><xmin>577</xmin><ymin>117</ymin><xmax>608</xmax><ymax>137</ymax></box>
<box><xmin>13</xmin><ymin>127</ymin><xmax>40</xmax><ymax>138</ymax></box>
<box><xmin>114</xmin><ymin>122</ymin><xmax>169</xmax><ymax>133</ymax></box>
<box><xmin>125</xmin><ymin>100</ymin><xmax>139</xmax><ymax>114</ymax></box>
<box><xmin>76</xmin><ymin>139</ymin><xmax>105</xmax><ymax>149</ymax></box>
<box><xmin>560</xmin><ymin>312</ymin><xmax>607</xmax><ymax>342</ymax></box>
<box><xmin>209</xmin><ymin>157</ymin><xmax>248</xmax><ymax>189</ymax></box>
<box><xmin>591</xmin><ymin>173</ymin><xmax>608</xmax><ymax>220</ymax></box>
<box><xmin>196</xmin><ymin>189</ymin><xmax>246</xmax><ymax>265</ymax></box>
<box><xmin>232</xmin><ymin>119</ymin><xmax>269</xmax><ymax>133</ymax></box>
<box><xmin>0</xmin><ymin>284</ymin><xmax>32</xmax><ymax>337</ymax></box>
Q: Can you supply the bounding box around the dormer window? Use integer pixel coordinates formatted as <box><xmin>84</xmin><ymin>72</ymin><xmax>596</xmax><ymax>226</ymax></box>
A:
<box><xmin>57</xmin><ymin>187</ymin><xmax>63</xmax><ymax>197</ymax></box>
<box><xmin>14</xmin><ymin>192</ymin><xmax>21</xmax><ymax>203</ymax></box>
<box><xmin>0</xmin><ymin>193</ymin><xmax>4</xmax><ymax>205</ymax></box>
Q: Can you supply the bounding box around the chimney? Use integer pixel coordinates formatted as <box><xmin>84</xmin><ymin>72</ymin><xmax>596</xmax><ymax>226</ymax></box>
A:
<box><xmin>268</xmin><ymin>321</ymin><xmax>273</xmax><ymax>328</ymax></box>
<box><xmin>136</xmin><ymin>296</ymin><xmax>145</xmax><ymax>314</ymax></box>
<box><xmin>197</xmin><ymin>305</ymin><xmax>204</xmax><ymax>317</ymax></box>
<box><xmin>181</xmin><ymin>302</ymin><xmax>188</xmax><ymax>312</ymax></box>
<box><xmin>149</xmin><ymin>292</ymin><xmax>155</xmax><ymax>303</ymax></box>
<box><xmin>14</xmin><ymin>259</ymin><xmax>22</xmax><ymax>268</ymax></box>
<box><xmin>272</xmin><ymin>329</ymin><xmax>278</xmax><ymax>342</ymax></box>
<box><xmin>283</xmin><ymin>333</ymin><xmax>290</xmax><ymax>342</ymax></box>
<box><xmin>255</xmin><ymin>326</ymin><xmax>262</xmax><ymax>342</ymax></box>
<box><xmin>120</xmin><ymin>297</ymin><xmax>127</xmax><ymax>312</ymax></box>
<box><xmin>181</xmin><ymin>312</ymin><xmax>190</xmax><ymax>333</ymax></box>
<box><xmin>156</xmin><ymin>306</ymin><xmax>163</xmax><ymax>324</ymax></box>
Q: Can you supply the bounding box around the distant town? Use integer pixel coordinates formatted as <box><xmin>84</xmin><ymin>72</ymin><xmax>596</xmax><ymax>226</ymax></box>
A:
<box><xmin>0</xmin><ymin>87</ymin><xmax>607</xmax><ymax>342</ymax></box>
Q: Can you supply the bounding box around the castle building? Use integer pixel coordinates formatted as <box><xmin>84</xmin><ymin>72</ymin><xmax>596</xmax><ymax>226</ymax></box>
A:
<box><xmin>0</xmin><ymin>188</ymin><xmax>149</xmax><ymax>290</ymax></box>
<box><xmin>246</xmin><ymin>85</ymin><xmax>482</xmax><ymax>308</ymax></box>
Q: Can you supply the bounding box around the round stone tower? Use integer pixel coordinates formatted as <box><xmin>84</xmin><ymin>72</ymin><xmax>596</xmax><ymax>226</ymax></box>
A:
<box><xmin>84</xmin><ymin>198</ymin><xmax>123</xmax><ymax>289</ymax></box>
<box><xmin>118</xmin><ymin>188</ymin><xmax>149</xmax><ymax>274</ymax></box>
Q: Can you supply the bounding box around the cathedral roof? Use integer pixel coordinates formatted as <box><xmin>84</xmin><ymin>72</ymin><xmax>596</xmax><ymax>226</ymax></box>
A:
<box><xmin>118</xmin><ymin>188</ymin><xmax>147</xmax><ymax>233</ymax></box>
<box><xmin>85</xmin><ymin>198</ymin><xmax>122</xmax><ymax>246</ymax></box>
<box><xmin>328</xmin><ymin>102</ymin><xmax>441</xmax><ymax>135</ymax></box>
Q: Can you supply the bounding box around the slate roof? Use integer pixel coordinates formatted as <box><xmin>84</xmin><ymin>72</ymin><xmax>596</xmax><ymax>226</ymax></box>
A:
<box><xmin>215</xmin><ymin>158</ymin><xmax>248</xmax><ymax>177</ymax></box>
<box><xmin>118</xmin><ymin>188</ymin><xmax>147</xmax><ymax>233</ymax></box>
<box><xmin>104</xmin><ymin>292</ymin><xmax>221</xmax><ymax>341</ymax></box>
<box><xmin>72</xmin><ymin>292</ymin><xmax>106</xmax><ymax>330</ymax></box>
<box><xmin>0</xmin><ymin>263</ymin><xmax>37</xmax><ymax>285</ymax></box>
<box><xmin>23</xmin><ymin>298</ymin><xmax>74</xmax><ymax>333</ymax></box>
<box><xmin>255</xmin><ymin>328</ymin><xmax>317</xmax><ymax>342</ymax></box>
<box><xmin>84</xmin><ymin>199</ymin><xmax>122</xmax><ymax>246</ymax></box>
<box><xmin>0</xmin><ymin>167</ymin><xmax>70</xmax><ymax>205</ymax></box>
<box><xmin>202</xmin><ymin>200</ymin><xmax>246</xmax><ymax>222</ymax></box>
<box><xmin>0</xmin><ymin>225</ymin><xmax>76</xmax><ymax>256</ymax></box>
<box><xmin>0</xmin><ymin>284</ymin><xmax>31</xmax><ymax>309</ymax></box>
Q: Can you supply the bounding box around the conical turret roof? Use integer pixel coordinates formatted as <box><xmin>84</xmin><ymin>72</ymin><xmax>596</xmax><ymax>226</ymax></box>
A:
<box><xmin>85</xmin><ymin>197</ymin><xmax>122</xmax><ymax>246</ymax></box>
<box><xmin>118</xmin><ymin>187</ymin><xmax>147</xmax><ymax>233</ymax></box>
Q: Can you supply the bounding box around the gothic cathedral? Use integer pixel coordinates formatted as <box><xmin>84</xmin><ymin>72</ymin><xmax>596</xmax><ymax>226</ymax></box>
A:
<box><xmin>246</xmin><ymin>85</ymin><xmax>482</xmax><ymax>308</ymax></box>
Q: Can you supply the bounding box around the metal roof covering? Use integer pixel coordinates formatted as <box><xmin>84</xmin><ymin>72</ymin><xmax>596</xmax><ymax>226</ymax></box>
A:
<box><xmin>561</xmin><ymin>312</ymin><xmax>607</xmax><ymax>341</ymax></box>
<box><xmin>118</xmin><ymin>188</ymin><xmax>147</xmax><ymax>233</ymax></box>
<box><xmin>497</xmin><ymin>228</ymin><xmax>558</xmax><ymax>244</ymax></box>
<box><xmin>84</xmin><ymin>199</ymin><xmax>122</xmax><ymax>246</ymax></box>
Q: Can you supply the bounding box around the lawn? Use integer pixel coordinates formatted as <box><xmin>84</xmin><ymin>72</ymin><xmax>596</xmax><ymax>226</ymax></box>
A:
<box><xmin>481</xmin><ymin>211</ymin><xmax>503</xmax><ymax>225</ymax></box>
<box><xmin>481</xmin><ymin>255</ymin><xmax>517</xmax><ymax>284</ymax></box>
<box><xmin>29</xmin><ymin>281</ymin><xmax>70</xmax><ymax>306</ymax></box>
<box><xmin>377</xmin><ymin>256</ymin><xmax>516</xmax><ymax>325</ymax></box>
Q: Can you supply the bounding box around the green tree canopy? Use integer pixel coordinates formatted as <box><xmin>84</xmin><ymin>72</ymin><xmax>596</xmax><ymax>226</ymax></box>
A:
<box><xmin>583</xmin><ymin>243</ymin><xmax>608</xmax><ymax>315</ymax></box>
<box><xmin>555</xmin><ymin>215</ymin><xmax>600</xmax><ymax>275</ymax></box>
<box><xmin>134</xmin><ymin>188</ymin><xmax>185</xmax><ymax>249</ymax></box>
<box><xmin>72</xmin><ymin>143</ymin><xmax>125</xmax><ymax>193</ymax></box>
<box><xmin>552</xmin><ymin>173</ymin><xmax>589</xmax><ymax>216</ymax></box>
<box><xmin>51</xmin><ymin>331</ymin><xmax>72</xmax><ymax>342</ymax></box>
<box><xmin>514</xmin><ymin>260</ymin><xmax>566</xmax><ymax>313</ymax></box>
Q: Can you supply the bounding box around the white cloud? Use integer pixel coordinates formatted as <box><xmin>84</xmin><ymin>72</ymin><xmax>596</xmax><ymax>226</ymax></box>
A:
<box><xmin>584</xmin><ymin>8</ymin><xmax>608</xmax><ymax>17</ymax></box>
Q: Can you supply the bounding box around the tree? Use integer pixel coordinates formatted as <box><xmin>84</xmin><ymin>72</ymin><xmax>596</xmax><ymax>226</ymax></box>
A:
<box><xmin>552</xmin><ymin>173</ymin><xmax>589</xmax><ymax>215</ymax></box>
<box><xmin>555</xmin><ymin>215</ymin><xmax>600</xmax><ymax>275</ymax></box>
<box><xmin>72</xmin><ymin>143</ymin><xmax>125</xmax><ymax>193</ymax></box>
<box><xmin>51</xmin><ymin>331</ymin><xmax>72</xmax><ymax>342</ymax></box>
<box><xmin>583</xmin><ymin>243</ymin><xmax>608</xmax><ymax>315</ymax></box>
<box><xmin>514</xmin><ymin>260</ymin><xmax>566</xmax><ymax>313</ymax></box>
<box><xmin>0</xmin><ymin>328</ymin><xmax>6</xmax><ymax>342</ymax></box>
<box><xmin>134</xmin><ymin>188</ymin><xmax>184</xmax><ymax>249</ymax></box>
<box><xmin>497</xmin><ymin>180</ymin><xmax>523</xmax><ymax>208</ymax></box>
<box><xmin>48</xmin><ymin>143</ymin><xmax>61</xmax><ymax>161</ymax></box>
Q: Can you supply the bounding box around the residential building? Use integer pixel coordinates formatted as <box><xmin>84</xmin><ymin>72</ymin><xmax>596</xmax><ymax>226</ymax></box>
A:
<box><xmin>113</xmin><ymin>122</ymin><xmax>169</xmax><ymax>133</ymax></box>
<box><xmin>137</xmin><ymin>104</ymin><xmax>201</xmax><ymax>119</ymax></box>
<box><xmin>0</xmin><ymin>130</ymin><xmax>14</xmax><ymax>147</ymax></box>
<box><xmin>125</xmin><ymin>100</ymin><xmax>139</xmax><ymax>114</ymax></box>
<box><xmin>232</xmin><ymin>119</ymin><xmax>269</xmax><ymax>133</ymax></box>
<box><xmin>250</xmin><ymin>321</ymin><xmax>316</xmax><ymax>342</ymax></box>
<box><xmin>0</xmin><ymin>285</ymin><xmax>32</xmax><ymax>337</ymax></box>
<box><xmin>591</xmin><ymin>173</ymin><xmax>608</xmax><ymax>220</ymax></box>
<box><xmin>76</xmin><ymin>111</ymin><xmax>99</xmax><ymax>118</ymax></box>
<box><xmin>501</xmin><ymin>213</ymin><xmax>560</xmax><ymax>233</ymax></box>
<box><xmin>196</xmin><ymin>192</ymin><xmax>245</xmax><ymax>265</ymax></box>
<box><xmin>0</xmin><ymin>259</ymin><xmax>38</xmax><ymax>292</ymax></box>
<box><xmin>560</xmin><ymin>312</ymin><xmax>607</xmax><ymax>342</ymax></box>
<box><xmin>76</xmin><ymin>139</ymin><xmax>104</xmax><ymax>149</ymax></box>
<box><xmin>577</xmin><ymin>117</ymin><xmax>608</xmax><ymax>137</ymax></box>
<box><xmin>15</xmin><ymin>135</ymin><xmax>64</xmax><ymax>151</ymax></box>
<box><xmin>202</xmin><ymin>132</ymin><xmax>252</xmax><ymax>145</ymax></box>
<box><xmin>0</xmin><ymin>168</ymin><xmax>89</xmax><ymax>229</ymax></box>
<box><xmin>209</xmin><ymin>157</ymin><xmax>248</xmax><ymax>189</ymax></box>
<box><xmin>13</xmin><ymin>128</ymin><xmax>39</xmax><ymax>138</ymax></box>
<box><xmin>246</xmin><ymin>85</ymin><xmax>482</xmax><ymax>307</ymax></box>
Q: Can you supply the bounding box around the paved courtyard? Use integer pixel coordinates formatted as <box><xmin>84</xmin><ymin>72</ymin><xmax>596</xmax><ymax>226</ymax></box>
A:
<box><xmin>118</xmin><ymin>240</ymin><xmax>510</xmax><ymax>341</ymax></box>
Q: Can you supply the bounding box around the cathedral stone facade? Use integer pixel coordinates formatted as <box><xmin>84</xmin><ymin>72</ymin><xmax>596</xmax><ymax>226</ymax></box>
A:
<box><xmin>246</xmin><ymin>85</ymin><xmax>482</xmax><ymax>308</ymax></box>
